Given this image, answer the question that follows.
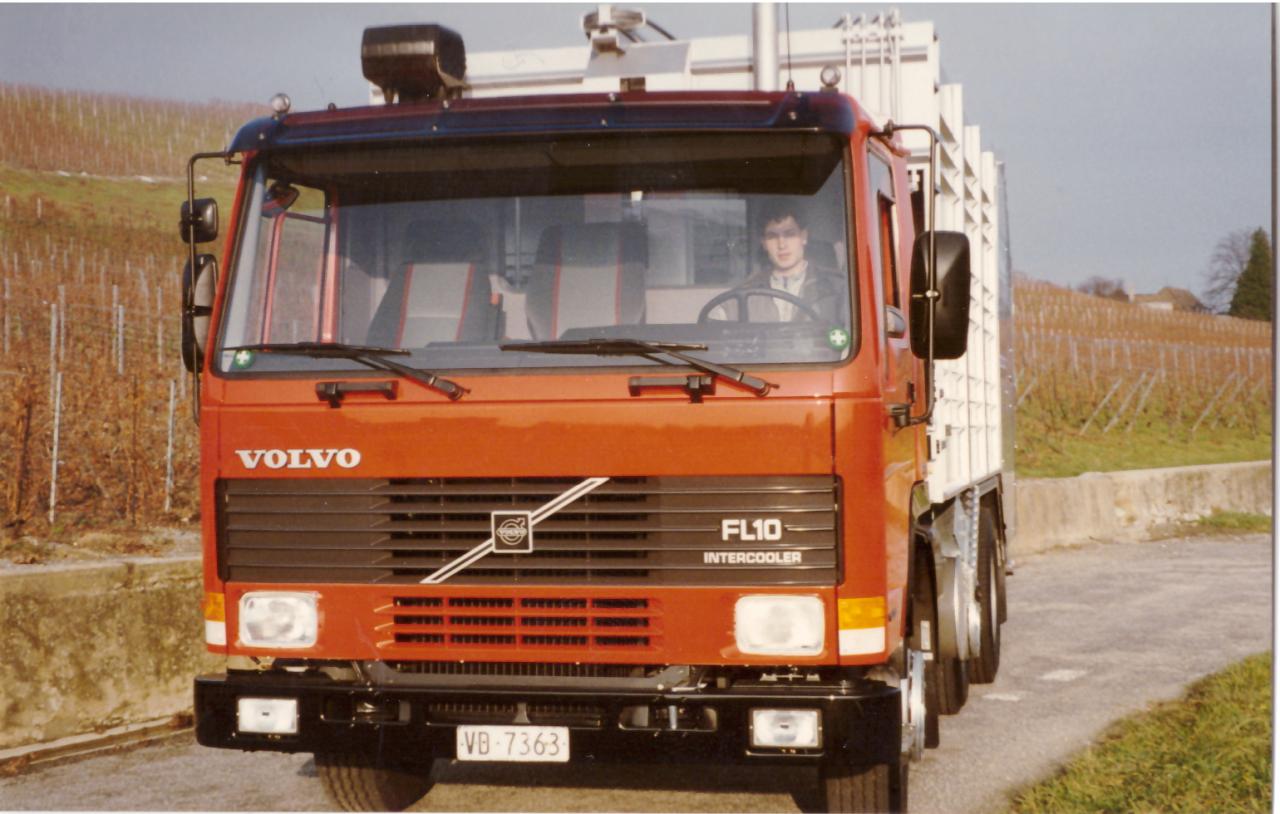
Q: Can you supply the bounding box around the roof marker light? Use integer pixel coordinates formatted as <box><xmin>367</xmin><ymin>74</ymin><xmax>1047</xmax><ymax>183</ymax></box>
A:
<box><xmin>820</xmin><ymin>65</ymin><xmax>842</xmax><ymax>92</ymax></box>
<box><xmin>269</xmin><ymin>93</ymin><xmax>291</xmax><ymax>117</ymax></box>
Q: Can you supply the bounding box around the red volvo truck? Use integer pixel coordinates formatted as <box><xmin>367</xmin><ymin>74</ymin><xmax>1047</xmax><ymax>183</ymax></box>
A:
<box><xmin>181</xmin><ymin>19</ymin><xmax>1011</xmax><ymax>813</ymax></box>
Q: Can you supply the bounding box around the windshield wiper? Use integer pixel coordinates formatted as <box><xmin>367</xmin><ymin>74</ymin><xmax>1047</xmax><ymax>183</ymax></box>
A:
<box><xmin>224</xmin><ymin>342</ymin><xmax>468</xmax><ymax>401</ymax></box>
<box><xmin>499</xmin><ymin>338</ymin><xmax>775</xmax><ymax>396</ymax></box>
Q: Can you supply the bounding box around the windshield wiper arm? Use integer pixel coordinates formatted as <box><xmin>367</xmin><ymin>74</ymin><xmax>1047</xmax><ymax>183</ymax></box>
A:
<box><xmin>225</xmin><ymin>342</ymin><xmax>468</xmax><ymax>401</ymax></box>
<box><xmin>499</xmin><ymin>338</ymin><xmax>775</xmax><ymax>396</ymax></box>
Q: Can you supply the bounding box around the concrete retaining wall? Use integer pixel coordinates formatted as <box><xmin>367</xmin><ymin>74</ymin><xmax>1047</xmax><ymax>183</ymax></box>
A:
<box><xmin>0</xmin><ymin>460</ymin><xmax>1270</xmax><ymax>751</ymax></box>
<box><xmin>1013</xmin><ymin>460</ymin><xmax>1272</xmax><ymax>557</ymax></box>
<box><xmin>0</xmin><ymin>558</ymin><xmax>217</xmax><ymax>751</ymax></box>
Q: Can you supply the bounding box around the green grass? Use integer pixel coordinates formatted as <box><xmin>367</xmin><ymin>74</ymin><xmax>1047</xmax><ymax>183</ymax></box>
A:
<box><xmin>1010</xmin><ymin>652</ymin><xmax>1273</xmax><ymax>814</ymax></box>
<box><xmin>1016</xmin><ymin>417</ymin><xmax>1272</xmax><ymax>479</ymax></box>
<box><xmin>0</xmin><ymin>164</ymin><xmax>238</xmax><ymax>229</ymax></box>
<box><xmin>1195</xmin><ymin>511</ymin><xmax>1272</xmax><ymax>534</ymax></box>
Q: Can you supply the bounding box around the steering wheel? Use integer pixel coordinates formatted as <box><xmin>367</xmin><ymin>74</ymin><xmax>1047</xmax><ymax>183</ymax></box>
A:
<box><xmin>701</xmin><ymin>286</ymin><xmax>829</xmax><ymax>323</ymax></box>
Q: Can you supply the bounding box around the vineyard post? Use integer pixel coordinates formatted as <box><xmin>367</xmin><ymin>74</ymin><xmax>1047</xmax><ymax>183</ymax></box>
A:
<box><xmin>1227</xmin><ymin>381</ymin><xmax>1265</xmax><ymax>430</ymax></box>
<box><xmin>1209</xmin><ymin>376</ymin><xmax>1248</xmax><ymax>430</ymax></box>
<box><xmin>1079</xmin><ymin>377</ymin><xmax>1123</xmax><ymax>435</ymax></box>
<box><xmin>1102</xmin><ymin>372</ymin><xmax>1147</xmax><ymax>433</ymax></box>
<box><xmin>47</xmin><ymin>303</ymin><xmax>57</xmax><ymax>406</ymax></box>
<box><xmin>1190</xmin><ymin>374</ymin><xmax>1238</xmax><ymax>437</ymax></box>
<box><xmin>2</xmin><ymin>276</ymin><xmax>9</xmax><ymax>356</ymax></box>
<box><xmin>57</xmin><ymin>283</ymin><xmax>65</xmax><ymax>362</ymax></box>
<box><xmin>1016</xmin><ymin>373</ymin><xmax>1038</xmax><ymax>408</ymax></box>
<box><xmin>116</xmin><ymin>304</ymin><xmax>125</xmax><ymax>375</ymax></box>
<box><xmin>111</xmin><ymin>283</ymin><xmax>119</xmax><ymax>365</ymax></box>
<box><xmin>1125</xmin><ymin>372</ymin><xmax>1160</xmax><ymax>432</ymax></box>
<box><xmin>48</xmin><ymin>371</ymin><xmax>62</xmax><ymax>525</ymax></box>
<box><xmin>165</xmin><ymin>379</ymin><xmax>176</xmax><ymax>513</ymax></box>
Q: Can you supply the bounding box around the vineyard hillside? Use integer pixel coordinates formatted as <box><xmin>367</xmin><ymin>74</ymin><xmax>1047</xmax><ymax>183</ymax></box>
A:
<box><xmin>1014</xmin><ymin>277</ymin><xmax>1271</xmax><ymax>476</ymax></box>
<box><xmin>0</xmin><ymin>84</ymin><xmax>1272</xmax><ymax>558</ymax></box>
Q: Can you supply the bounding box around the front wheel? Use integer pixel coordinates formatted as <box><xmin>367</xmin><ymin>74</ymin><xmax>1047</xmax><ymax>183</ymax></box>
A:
<box><xmin>910</xmin><ymin>556</ymin><xmax>942</xmax><ymax>748</ymax></box>
<box><xmin>822</xmin><ymin>761</ymin><xmax>908</xmax><ymax>813</ymax></box>
<box><xmin>316</xmin><ymin>751</ymin><xmax>436</xmax><ymax>812</ymax></box>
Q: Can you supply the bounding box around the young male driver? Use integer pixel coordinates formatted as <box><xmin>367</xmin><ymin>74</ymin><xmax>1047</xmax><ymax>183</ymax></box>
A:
<box><xmin>714</xmin><ymin>201</ymin><xmax>842</xmax><ymax>322</ymax></box>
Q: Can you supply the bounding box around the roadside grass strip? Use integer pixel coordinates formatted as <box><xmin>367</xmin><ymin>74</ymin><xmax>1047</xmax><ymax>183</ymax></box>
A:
<box><xmin>1011</xmin><ymin>652</ymin><xmax>1271</xmax><ymax>814</ymax></box>
<box><xmin>1195</xmin><ymin>511</ymin><xmax>1273</xmax><ymax>534</ymax></box>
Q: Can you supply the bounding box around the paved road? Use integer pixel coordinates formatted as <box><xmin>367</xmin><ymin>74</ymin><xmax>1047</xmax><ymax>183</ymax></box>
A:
<box><xmin>1</xmin><ymin>534</ymin><xmax>1269</xmax><ymax>812</ymax></box>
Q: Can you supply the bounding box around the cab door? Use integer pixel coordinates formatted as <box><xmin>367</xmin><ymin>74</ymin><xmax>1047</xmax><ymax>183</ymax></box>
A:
<box><xmin>867</xmin><ymin>147</ymin><xmax>914</xmax><ymax>410</ymax></box>
<box><xmin>866</xmin><ymin>145</ymin><xmax>919</xmax><ymax>611</ymax></box>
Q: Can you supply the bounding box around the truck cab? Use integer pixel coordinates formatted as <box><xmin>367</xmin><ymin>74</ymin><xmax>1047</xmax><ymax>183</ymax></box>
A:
<box><xmin>183</xmin><ymin>20</ymin><xmax>1004</xmax><ymax>813</ymax></box>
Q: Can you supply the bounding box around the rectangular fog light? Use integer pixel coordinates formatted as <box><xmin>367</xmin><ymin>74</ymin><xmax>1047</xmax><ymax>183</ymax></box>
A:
<box><xmin>237</xmin><ymin>697</ymin><xmax>298</xmax><ymax>735</ymax></box>
<box><xmin>751</xmin><ymin>708</ymin><xmax>821</xmax><ymax>749</ymax></box>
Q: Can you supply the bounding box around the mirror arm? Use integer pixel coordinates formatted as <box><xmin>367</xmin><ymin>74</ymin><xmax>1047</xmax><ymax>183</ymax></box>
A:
<box><xmin>877</xmin><ymin>121</ymin><xmax>941</xmax><ymax>429</ymax></box>
<box><xmin>184</xmin><ymin>150</ymin><xmax>231</xmax><ymax>423</ymax></box>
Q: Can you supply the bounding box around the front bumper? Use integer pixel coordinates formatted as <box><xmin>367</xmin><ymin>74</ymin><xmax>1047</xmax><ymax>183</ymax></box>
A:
<box><xmin>195</xmin><ymin>670</ymin><xmax>900</xmax><ymax>767</ymax></box>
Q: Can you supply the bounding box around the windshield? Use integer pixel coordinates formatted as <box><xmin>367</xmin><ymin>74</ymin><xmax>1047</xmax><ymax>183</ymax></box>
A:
<box><xmin>217</xmin><ymin>132</ymin><xmax>855</xmax><ymax>375</ymax></box>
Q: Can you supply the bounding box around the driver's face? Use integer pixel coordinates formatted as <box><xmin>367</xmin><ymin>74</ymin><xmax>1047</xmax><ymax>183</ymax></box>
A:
<box><xmin>761</xmin><ymin>216</ymin><xmax>808</xmax><ymax>275</ymax></box>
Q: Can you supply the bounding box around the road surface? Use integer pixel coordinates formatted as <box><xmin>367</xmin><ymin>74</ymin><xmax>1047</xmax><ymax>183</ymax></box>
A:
<box><xmin>1</xmin><ymin>533</ymin><xmax>1269</xmax><ymax>812</ymax></box>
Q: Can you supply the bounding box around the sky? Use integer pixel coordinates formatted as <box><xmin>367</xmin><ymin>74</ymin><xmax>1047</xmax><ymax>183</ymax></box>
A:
<box><xmin>0</xmin><ymin>3</ymin><xmax>1271</xmax><ymax>297</ymax></box>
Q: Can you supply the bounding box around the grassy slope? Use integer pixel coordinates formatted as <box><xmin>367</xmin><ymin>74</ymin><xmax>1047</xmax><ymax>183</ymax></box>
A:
<box><xmin>0</xmin><ymin>165</ymin><xmax>237</xmax><ymax>232</ymax></box>
<box><xmin>1011</xmin><ymin>653</ymin><xmax>1272</xmax><ymax>813</ymax></box>
<box><xmin>1016</xmin><ymin>417</ymin><xmax>1271</xmax><ymax>479</ymax></box>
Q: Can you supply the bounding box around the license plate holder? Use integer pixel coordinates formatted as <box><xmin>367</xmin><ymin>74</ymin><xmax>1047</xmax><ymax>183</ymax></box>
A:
<box><xmin>455</xmin><ymin>725</ymin><xmax>570</xmax><ymax>763</ymax></box>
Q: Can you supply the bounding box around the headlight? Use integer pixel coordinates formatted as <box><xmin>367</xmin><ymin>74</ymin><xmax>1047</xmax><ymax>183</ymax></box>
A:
<box><xmin>751</xmin><ymin>708</ymin><xmax>821</xmax><ymax>749</ymax></box>
<box><xmin>734</xmin><ymin>595</ymin><xmax>824</xmax><ymax>656</ymax></box>
<box><xmin>239</xmin><ymin>592</ymin><xmax>318</xmax><ymax>648</ymax></box>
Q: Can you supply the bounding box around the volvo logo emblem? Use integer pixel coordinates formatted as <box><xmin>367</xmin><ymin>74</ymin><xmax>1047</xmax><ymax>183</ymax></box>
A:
<box><xmin>491</xmin><ymin>511</ymin><xmax>533</xmax><ymax>554</ymax></box>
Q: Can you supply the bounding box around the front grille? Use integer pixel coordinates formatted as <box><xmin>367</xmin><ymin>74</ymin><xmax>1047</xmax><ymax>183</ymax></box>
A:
<box><xmin>383</xmin><ymin>661</ymin><xmax>660</xmax><ymax>679</ymax></box>
<box><xmin>425</xmin><ymin>702</ymin><xmax>605</xmax><ymax>728</ymax></box>
<box><xmin>218</xmin><ymin>476</ymin><xmax>838</xmax><ymax>586</ymax></box>
<box><xmin>381</xmin><ymin>595</ymin><xmax>659</xmax><ymax>653</ymax></box>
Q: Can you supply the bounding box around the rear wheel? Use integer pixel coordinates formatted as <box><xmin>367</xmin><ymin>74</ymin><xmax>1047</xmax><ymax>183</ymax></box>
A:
<box><xmin>938</xmin><ymin>653</ymin><xmax>969</xmax><ymax>714</ymax></box>
<box><xmin>968</xmin><ymin>509</ymin><xmax>1002</xmax><ymax>684</ymax></box>
<box><xmin>316</xmin><ymin>751</ymin><xmax>435</xmax><ymax>812</ymax></box>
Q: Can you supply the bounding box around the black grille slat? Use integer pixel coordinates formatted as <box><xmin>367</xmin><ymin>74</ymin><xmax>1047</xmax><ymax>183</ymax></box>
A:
<box><xmin>219</xmin><ymin>476</ymin><xmax>838</xmax><ymax>585</ymax></box>
<box><xmin>389</xmin><ymin>661</ymin><xmax>656</xmax><ymax>678</ymax></box>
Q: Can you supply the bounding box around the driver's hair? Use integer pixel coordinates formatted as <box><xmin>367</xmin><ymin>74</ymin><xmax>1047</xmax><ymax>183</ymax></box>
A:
<box><xmin>757</xmin><ymin>199</ymin><xmax>808</xmax><ymax>233</ymax></box>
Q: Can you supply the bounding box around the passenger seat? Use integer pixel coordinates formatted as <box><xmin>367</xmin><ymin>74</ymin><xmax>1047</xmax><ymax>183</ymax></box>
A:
<box><xmin>525</xmin><ymin>222</ymin><xmax>647</xmax><ymax>340</ymax></box>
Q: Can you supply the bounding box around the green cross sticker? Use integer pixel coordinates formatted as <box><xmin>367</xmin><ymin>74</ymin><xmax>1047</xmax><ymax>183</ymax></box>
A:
<box><xmin>827</xmin><ymin>327</ymin><xmax>850</xmax><ymax>350</ymax></box>
<box><xmin>232</xmin><ymin>349</ymin><xmax>256</xmax><ymax>370</ymax></box>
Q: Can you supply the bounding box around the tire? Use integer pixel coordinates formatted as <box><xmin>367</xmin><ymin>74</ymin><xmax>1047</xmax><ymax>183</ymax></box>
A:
<box><xmin>909</xmin><ymin>556</ymin><xmax>941</xmax><ymax>748</ymax></box>
<box><xmin>315</xmin><ymin>751</ymin><xmax>435</xmax><ymax>812</ymax></box>
<box><xmin>938</xmin><ymin>654</ymin><xmax>969</xmax><ymax>715</ymax></box>
<box><xmin>823</xmin><ymin>761</ymin><xmax>905</xmax><ymax>813</ymax></box>
<box><xmin>968</xmin><ymin>509</ymin><xmax>1002</xmax><ymax>684</ymax></box>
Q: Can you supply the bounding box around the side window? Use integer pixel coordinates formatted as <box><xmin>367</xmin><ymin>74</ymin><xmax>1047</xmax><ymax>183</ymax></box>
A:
<box><xmin>868</xmin><ymin>152</ymin><xmax>899</xmax><ymax>309</ymax></box>
<box><xmin>878</xmin><ymin>192</ymin><xmax>899</xmax><ymax>308</ymax></box>
<box><xmin>242</xmin><ymin>185</ymin><xmax>328</xmax><ymax>344</ymax></box>
<box><xmin>266</xmin><ymin>212</ymin><xmax>327</xmax><ymax>342</ymax></box>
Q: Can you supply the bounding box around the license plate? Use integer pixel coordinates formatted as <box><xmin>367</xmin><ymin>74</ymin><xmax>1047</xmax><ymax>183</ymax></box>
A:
<box><xmin>456</xmin><ymin>725</ymin><xmax>570</xmax><ymax>763</ymax></box>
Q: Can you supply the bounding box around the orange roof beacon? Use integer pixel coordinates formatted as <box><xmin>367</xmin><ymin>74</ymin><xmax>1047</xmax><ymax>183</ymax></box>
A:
<box><xmin>182</xmin><ymin>13</ymin><xmax>1012</xmax><ymax>813</ymax></box>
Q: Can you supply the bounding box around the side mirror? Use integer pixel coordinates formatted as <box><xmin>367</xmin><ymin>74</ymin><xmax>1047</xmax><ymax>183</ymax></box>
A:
<box><xmin>179</xmin><ymin>198</ymin><xmax>218</xmax><ymax>244</ymax></box>
<box><xmin>181</xmin><ymin>254</ymin><xmax>217</xmax><ymax>373</ymax></box>
<box><xmin>909</xmin><ymin>231</ymin><xmax>971</xmax><ymax>360</ymax></box>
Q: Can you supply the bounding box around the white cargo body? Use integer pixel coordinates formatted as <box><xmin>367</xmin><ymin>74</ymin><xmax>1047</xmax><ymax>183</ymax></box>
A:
<box><xmin>462</xmin><ymin>10</ymin><xmax>1014</xmax><ymax>519</ymax></box>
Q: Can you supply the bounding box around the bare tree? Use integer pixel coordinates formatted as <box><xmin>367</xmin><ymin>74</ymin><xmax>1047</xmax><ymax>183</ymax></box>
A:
<box><xmin>1203</xmin><ymin>228</ymin><xmax>1253</xmax><ymax>313</ymax></box>
<box><xmin>1076</xmin><ymin>276</ymin><xmax>1129</xmax><ymax>302</ymax></box>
